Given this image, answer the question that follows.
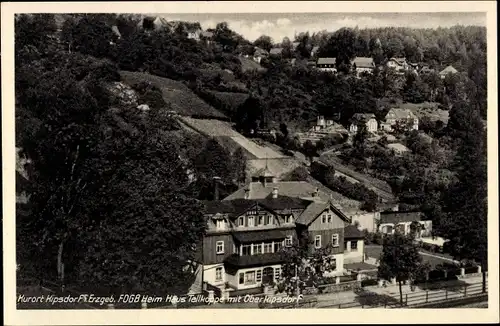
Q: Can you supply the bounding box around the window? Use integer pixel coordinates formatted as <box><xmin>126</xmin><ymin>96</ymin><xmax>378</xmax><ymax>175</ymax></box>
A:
<box><xmin>238</xmin><ymin>216</ymin><xmax>244</xmax><ymax>227</ymax></box>
<box><xmin>285</xmin><ymin>214</ymin><xmax>293</xmax><ymax>224</ymax></box>
<box><xmin>264</xmin><ymin>243</ymin><xmax>273</xmax><ymax>253</ymax></box>
<box><xmin>216</xmin><ymin>219</ymin><xmax>226</xmax><ymax>229</ymax></box>
<box><xmin>327</xmin><ymin>214</ymin><xmax>332</xmax><ymax>223</ymax></box>
<box><xmin>257</xmin><ymin>215</ymin><xmax>264</xmax><ymax>226</ymax></box>
<box><xmin>244</xmin><ymin>271</ymin><xmax>256</xmax><ymax>285</ymax></box>
<box><xmin>256</xmin><ymin>270</ymin><xmax>262</xmax><ymax>282</ymax></box>
<box><xmin>233</xmin><ymin>244</ymin><xmax>239</xmax><ymax>254</ymax></box>
<box><xmin>239</xmin><ymin>273</ymin><xmax>244</xmax><ymax>284</ymax></box>
<box><xmin>265</xmin><ymin>214</ymin><xmax>273</xmax><ymax>225</ymax></box>
<box><xmin>215</xmin><ymin>267</ymin><xmax>223</xmax><ymax>281</ymax></box>
<box><xmin>216</xmin><ymin>241</ymin><xmax>224</xmax><ymax>254</ymax></box>
<box><xmin>242</xmin><ymin>244</ymin><xmax>252</xmax><ymax>256</ymax></box>
<box><xmin>315</xmin><ymin>235</ymin><xmax>322</xmax><ymax>248</ymax></box>
<box><xmin>285</xmin><ymin>236</ymin><xmax>293</xmax><ymax>247</ymax></box>
<box><xmin>332</xmin><ymin>234</ymin><xmax>339</xmax><ymax>247</ymax></box>
<box><xmin>351</xmin><ymin>241</ymin><xmax>358</xmax><ymax>251</ymax></box>
<box><xmin>274</xmin><ymin>242</ymin><xmax>282</xmax><ymax>253</ymax></box>
<box><xmin>248</xmin><ymin>216</ymin><xmax>255</xmax><ymax>227</ymax></box>
<box><xmin>321</xmin><ymin>214</ymin><xmax>327</xmax><ymax>224</ymax></box>
<box><xmin>253</xmin><ymin>243</ymin><xmax>263</xmax><ymax>255</ymax></box>
<box><xmin>274</xmin><ymin>268</ymin><xmax>281</xmax><ymax>281</ymax></box>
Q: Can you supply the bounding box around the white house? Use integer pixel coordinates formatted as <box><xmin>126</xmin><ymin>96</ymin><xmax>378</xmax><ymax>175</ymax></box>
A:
<box><xmin>349</xmin><ymin>113</ymin><xmax>378</xmax><ymax>133</ymax></box>
<box><xmin>316</xmin><ymin>57</ymin><xmax>337</xmax><ymax>73</ymax></box>
<box><xmin>380</xmin><ymin>108</ymin><xmax>419</xmax><ymax>132</ymax></box>
<box><xmin>351</xmin><ymin>57</ymin><xmax>375</xmax><ymax>75</ymax></box>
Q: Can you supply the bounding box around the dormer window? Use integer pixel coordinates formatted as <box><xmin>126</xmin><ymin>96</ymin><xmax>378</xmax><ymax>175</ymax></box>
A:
<box><xmin>285</xmin><ymin>214</ymin><xmax>294</xmax><ymax>224</ymax></box>
<box><xmin>216</xmin><ymin>219</ymin><xmax>226</xmax><ymax>230</ymax></box>
<box><xmin>238</xmin><ymin>216</ymin><xmax>244</xmax><ymax>227</ymax></box>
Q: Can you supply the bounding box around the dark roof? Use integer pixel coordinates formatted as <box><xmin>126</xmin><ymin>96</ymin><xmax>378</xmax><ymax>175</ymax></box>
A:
<box><xmin>204</xmin><ymin>196</ymin><xmax>310</xmax><ymax>218</ymax></box>
<box><xmin>270</xmin><ymin>48</ymin><xmax>283</xmax><ymax>55</ymax></box>
<box><xmin>352</xmin><ymin>57</ymin><xmax>375</xmax><ymax>69</ymax></box>
<box><xmin>350</xmin><ymin>113</ymin><xmax>376</xmax><ymax>123</ymax></box>
<box><xmin>224</xmin><ymin>253</ymin><xmax>285</xmax><ymax>268</ymax></box>
<box><xmin>344</xmin><ymin>225</ymin><xmax>364</xmax><ymax>239</ymax></box>
<box><xmin>232</xmin><ymin>229</ymin><xmax>289</xmax><ymax>243</ymax></box>
<box><xmin>379</xmin><ymin>211</ymin><xmax>423</xmax><ymax>224</ymax></box>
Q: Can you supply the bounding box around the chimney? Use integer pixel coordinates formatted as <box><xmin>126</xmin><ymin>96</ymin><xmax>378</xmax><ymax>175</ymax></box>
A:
<box><xmin>213</xmin><ymin>176</ymin><xmax>221</xmax><ymax>200</ymax></box>
<box><xmin>244</xmin><ymin>188</ymin><xmax>250</xmax><ymax>200</ymax></box>
<box><xmin>272</xmin><ymin>187</ymin><xmax>278</xmax><ymax>199</ymax></box>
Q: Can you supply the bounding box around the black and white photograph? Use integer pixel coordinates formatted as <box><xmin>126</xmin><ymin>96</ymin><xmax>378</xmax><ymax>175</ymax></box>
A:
<box><xmin>2</xmin><ymin>1</ymin><xmax>498</xmax><ymax>324</ymax></box>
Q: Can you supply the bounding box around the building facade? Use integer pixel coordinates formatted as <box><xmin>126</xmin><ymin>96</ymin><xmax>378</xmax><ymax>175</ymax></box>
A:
<box><xmin>316</xmin><ymin>57</ymin><xmax>337</xmax><ymax>73</ymax></box>
<box><xmin>349</xmin><ymin>113</ymin><xmax>378</xmax><ymax>133</ymax></box>
<box><xmin>380</xmin><ymin>108</ymin><xmax>419</xmax><ymax>132</ymax></box>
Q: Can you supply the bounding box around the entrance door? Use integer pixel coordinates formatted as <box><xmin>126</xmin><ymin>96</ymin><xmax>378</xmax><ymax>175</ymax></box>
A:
<box><xmin>262</xmin><ymin>267</ymin><xmax>274</xmax><ymax>284</ymax></box>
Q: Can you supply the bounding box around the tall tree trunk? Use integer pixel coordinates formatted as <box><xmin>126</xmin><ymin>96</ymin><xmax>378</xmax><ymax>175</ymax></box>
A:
<box><xmin>57</xmin><ymin>240</ymin><xmax>64</xmax><ymax>282</ymax></box>
<box><xmin>398</xmin><ymin>279</ymin><xmax>403</xmax><ymax>306</ymax></box>
<box><xmin>481</xmin><ymin>262</ymin><xmax>486</xmax><ymax>293</ymax></box>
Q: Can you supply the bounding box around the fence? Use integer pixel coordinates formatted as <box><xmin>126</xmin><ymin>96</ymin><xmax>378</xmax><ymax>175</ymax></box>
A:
<box><xmin>319</xmin><ymin>281</ymin><xmax>488</xmax><ymax>309</ymax></box>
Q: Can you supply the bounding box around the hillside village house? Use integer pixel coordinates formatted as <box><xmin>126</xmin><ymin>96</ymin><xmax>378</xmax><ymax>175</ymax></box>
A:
<box><xmin>200</xmin><ymin>31</ymin><xmax>214</xmax><ymax>45</ymax></box>
<box><xmin>439</xmin><ymin>65</ymin><xmax>458</xmax><ymax>79</ymax></box>
<box><xmin>378</xmin><ymin>211</ymin><xmax>432</xmax><ymax>239</ymax></box>
<box><xmin>351</xmin><ymin>57</ymin><xmax>375</xmax><ymax>75</ymax></box>
<box><xmin>349</xmin><ymin>113</ymin><xmax>378</xmax><ymax>133</ymax></box>
<box><xmin>310</xmin><ymin>46</ymin><xmax>320</xmax><ymax>58</ymax></box>
<box><xmin>420</xmin><ymin>65</ymin><xmax>435</xmax><ymax>74</ymax></box>
<box><xmin>386</xmin><ymin>143</ymin><xmax>410</xmax><ymax>156</ymax></box>
<box><xmin>253</xmin><ymin>47</ymin><xmax>269</xmax><ymax>63</ymax></box>
<box><xmin>292</xmin><ymin>41</ymin><xmax>300</xmax><ymax>51</ymax></box>
<box><xmin>316</xmin><ymin>57</ymin><xmax>337</xmax><ymax>73</ymax></box>
<box><xmin>386</xmin><ymin>57</ymin><xmax>409</xmax><ymax>72</ymax></box>
<box><xmin>380</xmin><ymin>108</ymin><xmax>419</xmax><ymax>132</ymax></box>
<box><xmin>187</xmin><ymin>29</ymin><xmax>202</xmax><ymax>41</ymax></box>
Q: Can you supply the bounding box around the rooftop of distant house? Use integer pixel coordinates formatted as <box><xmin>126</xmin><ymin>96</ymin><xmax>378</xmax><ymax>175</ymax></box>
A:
<box><xmin>352</xmin><ymin>57</ymin><xmax>375</xmax><ymax>68</ymax></box>
<box><xmin>386</xmin><ymin>143</ymin><xmax>410</xmax><ymax>153</ymax></box>
<box><xmin>386</xmin><ymin>108</ymin><xmax>417</xmax><ymax>120</ymax></box>
<box><xmin>388</xmin><ymin>57</ymin><xmax>407</xmax><ymax>65</ymax></box>
<box><xmin>317</xmin><ymin>57</ymin><xmax>336</xmax><ymax>65</ymax></box>
<box><xmin>439</xmin><ymin>65</ymin><xmax>458</xmax><ymax>75</ymax></box>
<box><xmin>269</xmin><ymin>47</ymin><xmax>284</xmax><ymax>55</ymax></box>
<box><xmin>350</xmin><ymin>113</ymin><xmax>376</xmax><ymax>123</ymax></box>
<box><xmin>379</xmin><ymin>211</ymin><xmax>424</xmax><ymax>224</ymax></box>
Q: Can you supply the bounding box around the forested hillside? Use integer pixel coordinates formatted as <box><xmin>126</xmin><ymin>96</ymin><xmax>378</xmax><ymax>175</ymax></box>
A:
<box><xmin>14</xmin><ymin>13</ymin><xmax>488</xmax><ymax>294</ymax></box>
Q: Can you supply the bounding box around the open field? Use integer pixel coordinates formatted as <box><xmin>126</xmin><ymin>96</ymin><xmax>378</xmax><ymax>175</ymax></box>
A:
<box><xmin>119</xmin><ymin>71</ymin><xmax>227</xmax><ymax>119</ymax></box>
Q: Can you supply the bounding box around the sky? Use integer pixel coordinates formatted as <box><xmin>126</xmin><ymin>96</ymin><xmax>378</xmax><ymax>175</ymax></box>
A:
<box><xmin>158</xmin><ymin>12</ymin><xmax>486</xmax><ymax>42</ymax></box>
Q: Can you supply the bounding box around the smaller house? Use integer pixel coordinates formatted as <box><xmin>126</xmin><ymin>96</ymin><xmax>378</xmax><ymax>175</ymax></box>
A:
<box><xmin>316</xmin><ymin>57</ymin><xmax>337</xmax><ymax>73</ymax></box>
<box><xmin>348</xmin><ymin>211</ymin><xmax>380</xmax><ymax>233</ymax></box>
<box><xmin>292</xmin><ymin>42</ymin><xmax>300</xmax><ymax>51</ymax></box>
<box><xmin>253</xmin><ymin>47</ymin><xmax>269</xmax><ymax>63</ymax></box>
<box><xmin>439</xmin><ymin>65</ymin><xmax>458</xmax><ymax>79</ymax></box>
<box><xmin>386</xmin><ymin>57</ymin><xmax>409</xmax><ymax>72</ymax></box>
<box><xmin>307</xmin><ymin>60</ymin><xmax>317</xmax><ymax>68</ymax></box>
<box><xmin>349</xmin><ymin>113</ymin><xmax>378</xmax><ymax>133</ymax></box>
<box><xmin>310</xmin><ymin>46</ymin><xmax>320</xmax><ymax>58</ymax></box>
<box><xmin>378</xmin><ymin>211</ymin><xmax>432</xmax><ymax>239</ymax></box>
<box><xmin>386</xmin><ymin>143</ymin><xmax>410</xmax><ymax>155</ymax></box>
<box><xmin>351</xmin><ymin>57</ymin><xmax>375</xmax><ymax>75</ymax></box>
<box><xmin>380</xmin><ymin>108</ymin><xmax>419</xmax><ymax>132</ymax></box>
<box><xmin>269</xmin><ymin>47</ymin><xmax>284</xmax><ymax>57</ymax></box>
<box><xmin>200</xmin><ymin>31</ymin><xmax>214</xmax><ymax>45</ymax></box>
<box><xmin>342</xmin><ymin>225</ymin><xmax>366</xmax><ymax>265</ymax></box>
<box><xmin>187</xmin><ymin>30</ymin><xmax>201</xmax><ymax>41</ymax></box>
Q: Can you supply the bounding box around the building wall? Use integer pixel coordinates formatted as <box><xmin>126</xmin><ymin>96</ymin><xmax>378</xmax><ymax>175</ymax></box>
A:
<box><xmin>343</xmin><ymin>239</ymin><xmax>365</xmax><ymax>264</ymax></box>
<box><xmin>307</xmin><ymin>227</ymin><xmax>345</xmax><ymax>255</ymax></box>
<box><xmin>227</xmin><ymin>264</ymin><xmax>283</xmax><ymax>290</ymax></box>
<box><xmin>367</xmin><ymin>119</ymin><xmax>378</xmax><ymax>132</ymax></box>
<box><xmin>203</xmin><ymin>233</ymin><xmax>234</xmax><ymax>265</ymax></box>
<box><xmin>308</xmin><ymin>208</ymin><xmax>347</xmax><ymax>231</ymax></box>
<box><xmin>350</xmin><ymin>212</ymin><xmax>379</xmax><ymax>233</ymax></box>
<box><xmin>323</xmin><ymin>253</ymin><xmax>345</xmax><ymax>276</ymax></box>
<box><xmin>203</xmin><ymin>263</ymin><xmax>226</xmax><ymax>287</ymax></box>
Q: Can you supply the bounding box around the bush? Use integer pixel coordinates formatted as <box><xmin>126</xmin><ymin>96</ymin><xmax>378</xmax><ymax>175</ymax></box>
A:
<box><xmin>361</xmin><ymin>279</ymin><xmax>378</xmax><ymax>287</ymax></box>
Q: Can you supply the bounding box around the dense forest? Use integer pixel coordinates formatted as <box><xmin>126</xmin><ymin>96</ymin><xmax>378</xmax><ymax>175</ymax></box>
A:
<box><xmin>15</xmin><ymin>14</ymin><xmax>488</xmax><ymax>294</ymax></box>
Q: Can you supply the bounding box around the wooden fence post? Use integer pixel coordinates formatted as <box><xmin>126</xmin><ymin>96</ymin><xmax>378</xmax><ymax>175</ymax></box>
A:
<box><xmin>405</xmin><ymin>294</ymin><xmax>408</xmax><ymax>306</ymax></box>
<box><xmin>464</xmin><ymin>285</ymin><xmax>467</xmax><ymax>297</ymax></box>
<box><xmin>445</xmin><ymin>289</ymin><xmax>448</xmax><ymax>300</ymax></box>
<box><xmin>425</xmin><ymin>291</ymin><xmax>428</xmax><ymax>303</ymax></box>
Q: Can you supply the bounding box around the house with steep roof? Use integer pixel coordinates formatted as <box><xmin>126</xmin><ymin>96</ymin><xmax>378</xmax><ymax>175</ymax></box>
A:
<box><xmin>351</xmin><ymin>57</ymin><xmax>375</xmax><ymax>75</ymax></box>
<box><xmin>316</xmin><ymin>57</ymin><xmax>337</xmax><ymax>73</ymax></box>
<box><xmin>200</xmin><ymin>31</ymin><xmax>214</xmax><ymax>45</ymax></box>
<box><xmin>439</xmin><ymin>65</ymin><xmax>458</xmax><ymax>79</ymax></box>
<box><xmin>380</xmin><ymin>108</ymin><xmax>419</xmax><ymax>132</ymax></box>
<box><xmin>420</xmin><ymin>65</ymin><xmax>435</xmax><ymax>74</ymax></box>
<box><xmin>349</xmin><ymin>113</ymin><xmax>378</xmax><ymax>133</ymax></box>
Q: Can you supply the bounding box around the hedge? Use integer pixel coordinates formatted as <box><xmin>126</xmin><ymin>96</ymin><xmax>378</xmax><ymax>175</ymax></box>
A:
<box><xmin>361</xmin><ymin>279</ymin><xmax>378</xmax><ymax>287</ymax></box>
